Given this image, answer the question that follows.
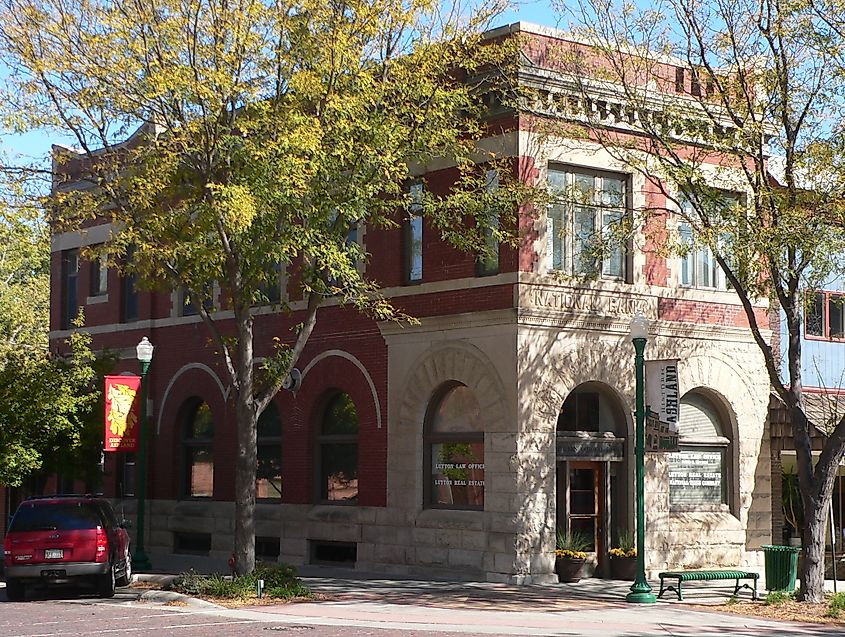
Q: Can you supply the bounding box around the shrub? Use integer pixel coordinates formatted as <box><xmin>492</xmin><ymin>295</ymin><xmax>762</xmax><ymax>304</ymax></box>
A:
<box><xmin>826</xmin><ymin>592</ymin><xmax>845</xmax><ymax>618</ymax></box>
<box><xmin>764</xmin><ymin>590</ymin><xmax>795</xmax><ymax>606</ymax></box>
<box><xmin>171</xmin><ymin>562</ymin><xmax>312</xmax><ymax>601</ymax></box>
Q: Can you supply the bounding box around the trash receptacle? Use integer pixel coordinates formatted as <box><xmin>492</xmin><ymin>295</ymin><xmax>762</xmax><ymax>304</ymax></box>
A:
<box><xmin>762</xmin><ymin>544</ymin><xmax>801</xmax><ymax>591</ymax></box>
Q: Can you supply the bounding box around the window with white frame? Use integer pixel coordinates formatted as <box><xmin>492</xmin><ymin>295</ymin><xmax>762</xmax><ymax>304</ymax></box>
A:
<box><xmin>88</xmin><ymin>247</ymin><xmax>108</xmax><ymax>297</ymax></box>
<box><xmin>477</xmin><ymin>169</ymin><xmax>500</xmax><ymax>276</ymax></box>
<box><xmin>547</xmin><ymin>167</ymin><xmax>627</xmax><ymax>279</ymax></box>
<box><xmin>678</xmin><ymin>192</ymin><xmax>740</xmax><ymax>290</ymax></box>
<box><xmin>404</xmin><ymin>183</ymin><xmax>423</xmax><ymax>283</ymax></box>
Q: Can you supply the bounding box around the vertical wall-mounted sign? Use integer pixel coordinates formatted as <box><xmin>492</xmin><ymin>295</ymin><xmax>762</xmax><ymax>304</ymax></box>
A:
<box><xmin>104</xmin><ymin>375</ymin><xmax>141</xmax><ymax>452</ymax></box>
<box><xmin>645</xmin><ymin>359</ymin><xmax>680</xmax><ymax>452</ymax></box>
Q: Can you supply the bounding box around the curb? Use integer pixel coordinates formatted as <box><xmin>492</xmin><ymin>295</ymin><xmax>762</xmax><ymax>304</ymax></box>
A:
<box><xmin>132</xmin><ymin>573</ymin><xmax>221</xmax><ymax>609</ymax></box>
<box><xmin>138</xmin><ymin>588</ymin><xmax>223</xmax><ymax>609</ymax></box>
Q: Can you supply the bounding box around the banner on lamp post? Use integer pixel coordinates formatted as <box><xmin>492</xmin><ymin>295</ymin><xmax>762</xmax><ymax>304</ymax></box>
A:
<box><xmin>645</xmin><ymin>359</ymin><xmax>680</xmax><ymax>452</ymax></box>
<box><xmin>104</xmin><ymin>375</ymin><xmax>141</xmax><ymax>452</ymax></box>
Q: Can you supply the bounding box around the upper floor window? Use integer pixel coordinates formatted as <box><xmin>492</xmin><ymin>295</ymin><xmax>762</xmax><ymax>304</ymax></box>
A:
<box><xmin>180</xmin><ymin>285</ymin><xmax>212</xmax><ymax>317</ymax></box>
<box><xmin>806</xmin><ymin>291</ymin><xmax>845</xmax><ymax>340</ymax></box>
<box><xmin>257</xmin><ymin>263</ymin><xmax>283</xmax><ymax>306</ymax></box>
<box><xmin>477</xmin><ymin>170</ymin><xmax>500</xmax><ymax>277</ymax></box>
<box><xmin>547</xmin><ymin>167</ymin><xmax>628</xmax><ymax>279</ymax></box>
<box><xmin>256</xmin><ymin>402</ymin><xmax>282</xmax><ymax>499</ymax></box>
<box><xmin>121</xmin><ymin>247</ymin><xmax>138</xmax><ymax>322</ymax></box>
<box><xmin>678</xmin><ymin>193</ymin><xmax>740</xmax><ymax>290</ymax></box>
<box><xmin>424</xmin><ymin>383</ymin><xmax>484</xmax><ymax>510</ymax></box>
<box><xmin>404</xmin><ymin>183</ymin><xmax>423</xmax><ymax>283</ymax></box>
<box><xmin>183</xmin><ymin>400</ymin><xmax>214</xmax><ymax>498</ymax></box>
<box><xmin>88</xmin><ymin>248</ymin><xmax>108</xmax><ymax>297</ymax></box>
<box><xmin>60</xmin><ymin>249</ymin><xmax>79</xmax><ymax>329</ymax></box>
<box><xmin>317</xmin><ymin>392</ymin><xmax>358</xmax><ymax>503</ymax></box>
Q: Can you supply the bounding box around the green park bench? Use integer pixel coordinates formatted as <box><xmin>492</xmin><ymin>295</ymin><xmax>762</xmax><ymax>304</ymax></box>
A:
<box><xmin>657</xmin><ymin>570</ymin><xmax>759</xmax><ymax>601</ymax></box>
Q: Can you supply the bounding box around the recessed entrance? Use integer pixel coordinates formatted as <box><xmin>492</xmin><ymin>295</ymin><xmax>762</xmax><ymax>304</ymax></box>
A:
<box><xmin>555</xmin><ymin>383</ymin><xmax>630</xmax><ymax>577</ymax></box>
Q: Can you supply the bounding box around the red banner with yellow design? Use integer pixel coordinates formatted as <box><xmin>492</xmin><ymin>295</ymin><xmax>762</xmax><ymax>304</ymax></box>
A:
<box><xmin>104</xmin><ymin>375</ymin><xmax>141</xmax><ymax>452</ymax></box>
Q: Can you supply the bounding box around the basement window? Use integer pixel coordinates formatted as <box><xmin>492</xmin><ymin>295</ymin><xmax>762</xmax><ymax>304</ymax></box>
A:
<box><xmin>173</xmin><ymin>532</ymin><xmax>211</xmax><ymax>555</ymax></box>
<box><xmin>309</xmin><ymin>540</ymin><xmax>357</xmax><ymax>566</ymax></box>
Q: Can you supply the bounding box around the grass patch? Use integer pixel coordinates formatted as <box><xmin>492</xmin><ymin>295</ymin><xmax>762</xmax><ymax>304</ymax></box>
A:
<box><xmin>171</xmin><ymin>562</ymin><xmax>312</xmax><ymax>601</ymax></box>
<box><xmin>764</xmin><ymin>590</ymin><xmax>796</xmax><ymax>606</ymax></box>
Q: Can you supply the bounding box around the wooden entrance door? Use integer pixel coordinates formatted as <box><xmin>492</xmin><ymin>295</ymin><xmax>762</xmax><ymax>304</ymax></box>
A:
<box><xmin>564</xmin><ymin>461</ymin><xmax>603</xmax><ymax>553</ymax></box>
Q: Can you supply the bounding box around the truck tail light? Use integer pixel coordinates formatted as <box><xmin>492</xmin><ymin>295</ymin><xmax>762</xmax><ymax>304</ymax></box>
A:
<box><xmin>95</xmin><ymin>527</ymin><xmax>108</xmax><ymax>562</ymax></box>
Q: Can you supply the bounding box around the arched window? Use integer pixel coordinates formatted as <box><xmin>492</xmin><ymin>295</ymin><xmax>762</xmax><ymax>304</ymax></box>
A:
<box><xmin>668</xmin><ymin>393</ymin><xmax>730</xmax><ymax>509</ymax></box>
<box><xmin>317</xmin><ymin>392</ymin><xmax>358</xmax><ymax>503</ymax></box>
<box><xmin>424</xmin><ymin>383</ymin><xmax>484</xmax><ymax>510</ymax></box>
<box><xmin>256</xmin><ymin>402</ymin><xmax>282</xmax><ymax>499</ymax></box>
<box><xmin>183</xmin><ymin>401</ymin><xmax>214</xmax><ymax>498</ymax></box>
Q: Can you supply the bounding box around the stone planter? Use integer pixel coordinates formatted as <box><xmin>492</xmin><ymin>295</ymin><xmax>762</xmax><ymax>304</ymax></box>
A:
<box><xmin>555</xmin><ymin>557</ymin><xmax>587</xmax><ymax>583</ymax></box>
<box><xmin>609</xmin><ymin>555</ymin><xmax>637</xmax><ymax>581</ymax></box>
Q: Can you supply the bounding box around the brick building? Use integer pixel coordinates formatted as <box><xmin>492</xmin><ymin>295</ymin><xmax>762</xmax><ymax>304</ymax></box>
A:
<box><xmin>45</xmin><ymin>22</ymin><xmax>773</xmax><ymax>583</ymax></box>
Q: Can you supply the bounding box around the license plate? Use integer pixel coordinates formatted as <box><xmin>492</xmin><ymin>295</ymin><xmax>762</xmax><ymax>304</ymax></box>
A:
<box><xmin>44</xmin><ymin>549</ymin><xmax>63</xmax><ymax>559</ymax></box>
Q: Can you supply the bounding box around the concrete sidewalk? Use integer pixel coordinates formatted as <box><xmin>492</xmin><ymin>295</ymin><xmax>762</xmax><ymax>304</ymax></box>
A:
<box><xmin>135</xmin><ymin>571</ymin><xmax>845</xmax><ymax>636</ymax></box>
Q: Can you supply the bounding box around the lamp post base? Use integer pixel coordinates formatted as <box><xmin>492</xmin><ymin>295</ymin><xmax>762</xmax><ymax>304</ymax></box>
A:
<box><xmin>625</xmin><ymin>590</ymin><xmax>657</xmax><ymax>603</ymax></box>
<box><xmin>626</xmin><ymin>581</ymin><xmax>656</xmax><ymax>604</ymax></box>
<box><xmin>131</xmin><ymin>551</ymin><xmax>151</xmax><ymax>572</ymax></box>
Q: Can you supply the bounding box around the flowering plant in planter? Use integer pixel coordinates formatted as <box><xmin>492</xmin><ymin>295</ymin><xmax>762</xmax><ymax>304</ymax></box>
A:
<box><xmin>555</xmin><ymin>528</ymin><xmax>590</xmax><ymax>559</ymax></box>
<box><xmin>608</xmin><ymin>530</ymin><xmax>636</xmax><ymax>558</ymax></box>
<box><xmin>554</xmin><ymin>528</ymin><xmax>590</xmax><ymax>582</ymax></box>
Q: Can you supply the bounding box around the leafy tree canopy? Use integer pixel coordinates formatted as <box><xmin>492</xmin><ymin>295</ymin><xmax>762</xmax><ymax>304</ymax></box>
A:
<box><xmin>0</xmin><ymin>0</ymin><xmax>535</xmax><ymax>573</ymax></box>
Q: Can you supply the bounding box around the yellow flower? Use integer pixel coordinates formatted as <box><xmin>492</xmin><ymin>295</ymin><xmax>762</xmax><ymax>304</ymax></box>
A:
<box><xmin>555</xmin><ymin>549</ymin><xmax>587</xmax><ymax>559</ymax></box>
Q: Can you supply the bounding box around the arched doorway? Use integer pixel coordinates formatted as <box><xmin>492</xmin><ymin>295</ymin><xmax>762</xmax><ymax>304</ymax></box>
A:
<box><xmin>556</xmin><ymin>382</ymin><xmax>629</xmax><ymax>577</ymax></box>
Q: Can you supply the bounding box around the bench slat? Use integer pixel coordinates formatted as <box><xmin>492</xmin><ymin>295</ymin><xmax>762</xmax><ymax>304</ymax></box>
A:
<box><xmin>659</xmin><ymin>570</ymin><xmax>758</xmax><ymax>582</ymax></box>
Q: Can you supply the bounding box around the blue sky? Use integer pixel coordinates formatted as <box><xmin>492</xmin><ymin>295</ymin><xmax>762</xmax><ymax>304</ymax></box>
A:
<box><xmin>0</xmin><ymin>2</ymin><xmax>558</xmax><ymax>169</ymax></box>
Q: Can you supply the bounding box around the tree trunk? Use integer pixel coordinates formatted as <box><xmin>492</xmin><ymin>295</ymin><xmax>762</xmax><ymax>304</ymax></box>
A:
<box><xmin>799</xmin><ymin>501</ymin><xmax>827</xmax><ymax>602</ymax></box>
<box><xmin>232</xmin><ymin>307</ymin><xmax>257</xmax><ymax>576</ymax></box>
<box><xmin>233</xmin><ymin>391</ymin><xmax>257</xmax><ymax>576</ymax></box>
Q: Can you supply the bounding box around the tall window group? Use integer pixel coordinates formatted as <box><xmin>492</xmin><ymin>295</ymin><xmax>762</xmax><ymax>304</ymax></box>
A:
<box><xmin>547</xmin><ymin>167</ymin><xmax>628</xmax><ymax>279</ymax></box>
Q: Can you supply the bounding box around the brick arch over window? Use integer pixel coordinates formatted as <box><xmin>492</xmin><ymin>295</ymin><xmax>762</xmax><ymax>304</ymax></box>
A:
<box><xmin>157</xmin><ymin>363</ymin><xmax>227</xmax><ymax>435</ymax></box>
<box><xmin>155</xmin><ymin>365</ymin><xmax>228</xmax><ymax>501</ymax></box>
<box><xmin>284</xmin><ymin>351</ymin><xmax>383</xmax><ymax>507</ymax></box>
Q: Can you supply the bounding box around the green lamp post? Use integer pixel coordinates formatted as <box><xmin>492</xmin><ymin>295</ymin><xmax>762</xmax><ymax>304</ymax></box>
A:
<box><xmin>131</xmin><ymin>336</ymin><xmax>154</xmax><ymax>571</ymax></box>
<box><xmin>626</xmin><ymin>314</ymin><xmax>656</xmax><ymax>604</ymax></box>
